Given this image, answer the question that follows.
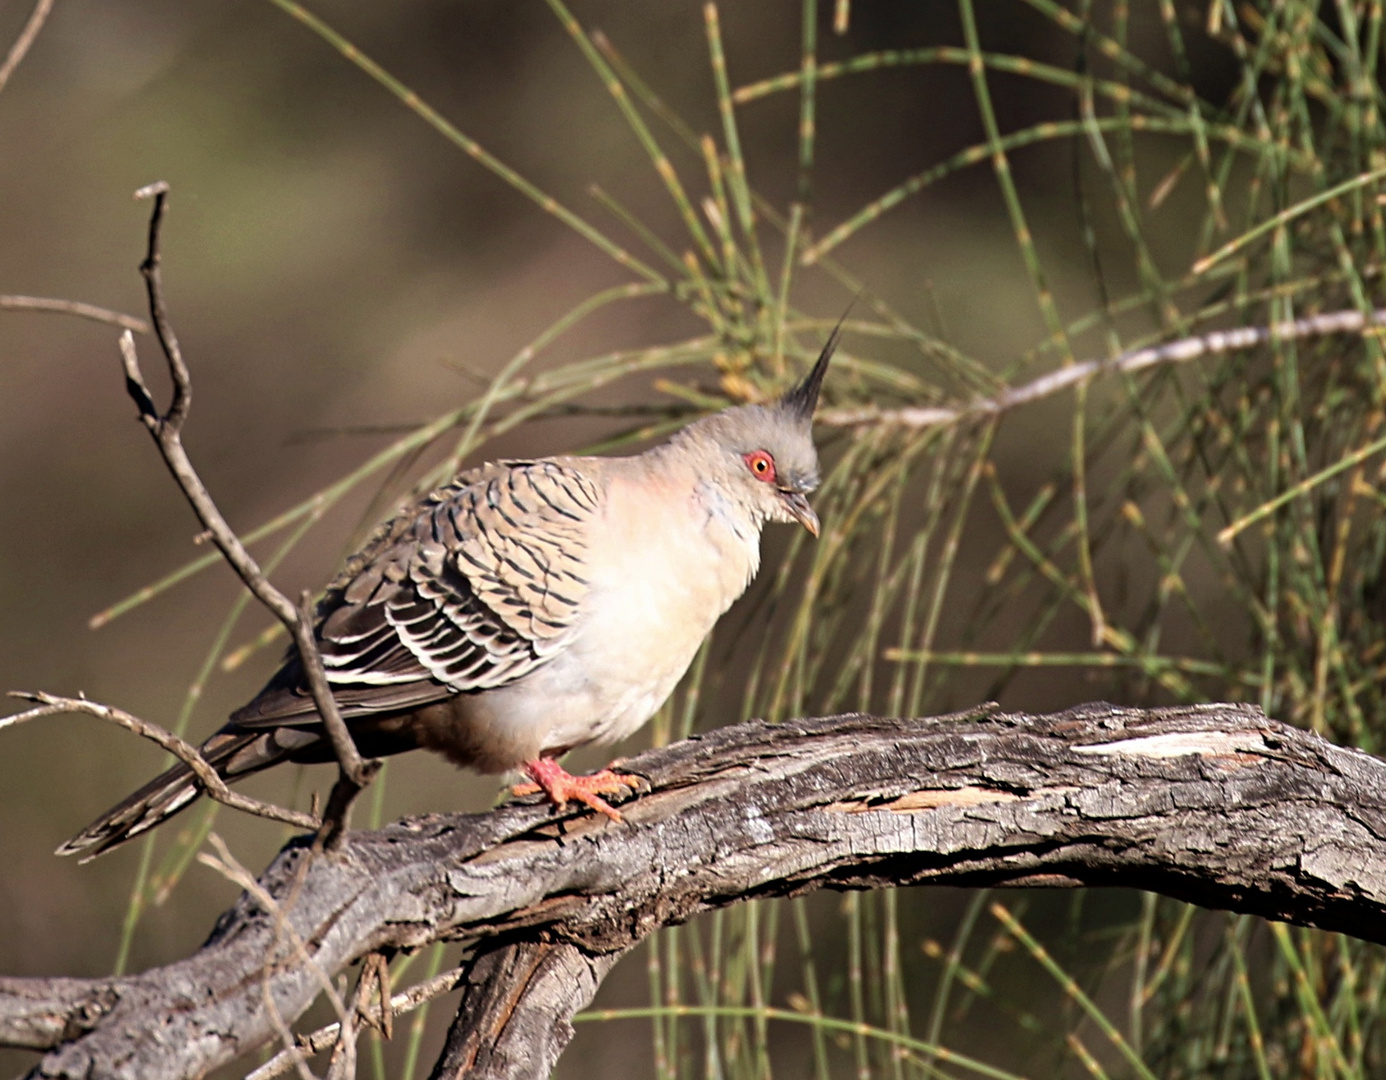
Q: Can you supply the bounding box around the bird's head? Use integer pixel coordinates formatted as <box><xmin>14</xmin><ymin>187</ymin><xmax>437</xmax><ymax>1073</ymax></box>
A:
<box><xmin>673</xmin><ymin>328</ymin><xmax>838</xmax><ymax>537</ymax></box>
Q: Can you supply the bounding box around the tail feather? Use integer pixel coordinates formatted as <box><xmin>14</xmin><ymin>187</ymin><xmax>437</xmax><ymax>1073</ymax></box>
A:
<box><xmin>56</xmin><ymin>728</ymin><xmax>306</xmax><ymax>862</ymax></box>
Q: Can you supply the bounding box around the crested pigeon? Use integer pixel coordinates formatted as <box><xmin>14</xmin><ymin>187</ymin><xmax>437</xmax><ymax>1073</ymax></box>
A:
<box><xmin>58</xmin><ymin>332</ymin><xmax>837</xmax><ymax>859</ymax></box>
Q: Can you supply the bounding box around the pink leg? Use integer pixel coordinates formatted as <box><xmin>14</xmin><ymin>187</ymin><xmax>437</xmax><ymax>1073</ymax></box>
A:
<box><xmin>511</xmin><ymin>758</ymin><xmax>641</xmax><ymax>822</ymax></box>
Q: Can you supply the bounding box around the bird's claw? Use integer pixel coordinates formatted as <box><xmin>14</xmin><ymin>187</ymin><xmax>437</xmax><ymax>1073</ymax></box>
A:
<box><xmin>513</xmin><ymin>759</ymin><xmax>642</xmax><ymax>822</ymax></box>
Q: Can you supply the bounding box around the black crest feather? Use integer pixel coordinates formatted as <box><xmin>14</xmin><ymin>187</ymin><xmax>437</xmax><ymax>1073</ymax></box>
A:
<box><xmin>778</xmin><ymin>315</ymin><xmax>844</xmax><ymax>422</ymax></box>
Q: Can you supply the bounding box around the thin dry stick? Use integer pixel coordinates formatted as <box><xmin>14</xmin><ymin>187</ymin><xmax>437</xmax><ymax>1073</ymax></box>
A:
<box><xmin>246</xmin><ymin>964</ymin><xmax>471</xmax><ymax>1080</ymax></box>
<box><xmin>325</xmin><ymin>970</ymin><xmax>373</xmax><ymax>1080</ymax></box>
<box><xmin>321</xmin><ymin>953</ymin><xmax>393</xmax><ymax>1080</ymax></box>
<box><xmin>355</xmin><ymin>953</ymin><xmax>394</xmax><ymax>1040</ymax></box>
<box><xmin>258</xmin><ymin>988</ymin><xmax>316</xmax><ymax>1080</ymax></box>
<box><xmin>0</xmin><ymin>295</ymin><xmax>150</xmax><ymax>333</ymax></box>
<box><xmin>0</xmin><ymin>0</ymin><xmax>55</xmax><ymax>94</ymax></box>
<box><xmin>199</xmin><ymin>839</ymin><xmax>318</xmax><ymax>1080</ymax></box>
<box><xmin>118</xmin><ymin>181</ymin><xmax>378</xmax><ymax>848</ymax></box>
<box><xmin>198</xmin><ymin>834</ymin><xmax>352</xmax><ymax>1079</ymax></box>
<box><xmin>0</xmin><ymin>692</ymin><xmax>317</xmax><ymax>832</ymax></box>
<box><xmin>817</xmin><ymin>308</ymin><xmax>1386</xmax><ymax>428</ymax></box>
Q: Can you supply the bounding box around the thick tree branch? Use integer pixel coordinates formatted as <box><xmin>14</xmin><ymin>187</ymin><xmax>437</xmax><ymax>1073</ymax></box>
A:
<box><xmin>5</xmin><ymin>702</ymin><xmax>1386</xmax><ymax>1079</ymax></box>
<box><xmin>427</xmin><ymin>941</ymin><xmax>624</xmax><ymax>1080</ymax></box>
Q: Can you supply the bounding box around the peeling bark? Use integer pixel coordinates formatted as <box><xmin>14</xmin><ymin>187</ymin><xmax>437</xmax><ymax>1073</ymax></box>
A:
<box><xmin>6</xmin><ymin>702</ymin><xmax>1386</xmax><ymax>1079</ymax></box>
<box><xmin>426</xmin><ymin>941</ymin><xmax>625</xmax><ymax>1080</ymax></box>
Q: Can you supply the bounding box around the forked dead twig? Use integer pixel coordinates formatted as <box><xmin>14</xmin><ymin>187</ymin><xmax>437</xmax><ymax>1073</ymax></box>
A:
<box><xmin>117</xmin><ymin>182</ymin><xmax>379</xmax><ymax>849</ymax></box>
<box><xmin>0</xmin><ymin>692</ymin><xmax>317</xmax><ymax>836</ymax></box>
<box><xmin>198</xmin><ymin>834</ymin><xmax>350</xmax><ymax>1080</ymax></box>
<box><xmin>247</xmin><ymin>962</ymin><xmax>467</xmax><ymax>1080</ymax></box>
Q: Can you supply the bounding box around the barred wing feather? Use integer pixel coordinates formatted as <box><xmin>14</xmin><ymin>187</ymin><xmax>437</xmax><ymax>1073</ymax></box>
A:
<box><xmin>231</xmin><ymin>460</ymin><xmax>597</xmax><ymax>726</ymax></box>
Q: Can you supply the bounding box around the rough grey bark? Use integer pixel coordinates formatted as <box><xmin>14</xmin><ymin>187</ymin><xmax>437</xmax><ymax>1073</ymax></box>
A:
<box><xmin>426</xmin><ymin>941</ymin><xmax>624</xmax><ymax>1080</ymax></box>
<box><xmin>6</xmin><ymin>701</ymin><xmax>1386</xmax><ymax>1080</ymax></box>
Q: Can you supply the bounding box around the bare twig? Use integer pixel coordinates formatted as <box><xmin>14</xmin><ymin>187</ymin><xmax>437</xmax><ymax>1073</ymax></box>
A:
<box><xmin>248</xmin><ymin>964</ymin><xmax>469</xmax><ymax>1080</ymax></box>
<box><xmin>117</xmin><ymin>182</ymin><xmax>377</xmax><ymax>847</ymax></box>
<box><xmin>817</xmin><ymin>307</ymin><xmax>1386</xmax><ymax>428</ymax></box>
<box><xmin>247</xmin><ymin>944</ymin><xmax>618</xmax><ymax>1080</ymax></box>
<box><xmin>198</xmin><ymin>834</ymin><xmax>350</xmax><ymax>1078</ymax></box>
<box><xmin>199</xmin><ymin>839</ymin><xmax>318</xmax><ymax>1080</ymax></box>
<box><xmin>1</xmin><ymin>692</ymin><xmax>318</xmax><ymax>833</ymax></box>
<box><xmin>0</xmin><ymin>0</ymin><xmax>55</xmax><ymax>94</ymax></box>
<box><xmin>0</xmin><ymin>294</ymin><xmax>150</xmax><ymax>333</ymax></box>
<box><xmin>255</xmin><ymin>964</ymin><xmax>318</xmax><ymax>1080</ymax></box>
<box><xmin>364</xmin><ymin>953</ymin><xmax>394</xmax><ymax>1040</ymax></box>
<box><xmin>325</xmin><ymin>977</ymin><xmax>361</xmax><ymax>1080</ymax></box>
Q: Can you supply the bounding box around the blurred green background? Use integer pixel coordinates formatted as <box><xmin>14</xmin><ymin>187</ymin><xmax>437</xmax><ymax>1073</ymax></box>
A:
<box><xmin>5</xmin><ymin>1</ymin><xmax>1383</xmax><ymax>1077</ymax></box>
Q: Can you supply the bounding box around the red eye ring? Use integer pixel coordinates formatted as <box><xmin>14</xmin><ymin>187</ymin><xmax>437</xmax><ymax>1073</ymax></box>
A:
<box><xmin>744</xmin><ymin>450</ymin><xmax>777</xmax><ymax>484</ymax></box>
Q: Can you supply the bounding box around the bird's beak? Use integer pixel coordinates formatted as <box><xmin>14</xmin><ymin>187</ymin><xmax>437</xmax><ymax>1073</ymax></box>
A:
<box><xmin>779</xmin><ymin>490</ymin><xmax>820</xmax><ymax>537</ymax></box>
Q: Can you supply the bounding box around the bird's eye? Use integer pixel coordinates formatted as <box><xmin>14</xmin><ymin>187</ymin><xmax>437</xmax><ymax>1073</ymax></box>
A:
<box><xmin>743</xmin><ymin>450</ymin><xmax>777</xmax><ymax>483</ymax></box>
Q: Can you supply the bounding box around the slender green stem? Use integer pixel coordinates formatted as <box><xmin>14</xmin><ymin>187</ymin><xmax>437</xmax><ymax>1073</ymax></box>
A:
<box><xmin>574</xmin><ymin>1006</ymin><xmax>1031</xmax><ymax>1080</ymax></box>
<box><xmin>1195</xmin><ymin>163</ymin><xmax>1386</xmax><ymax>274</ymax></box>
<box><xmin>400</xmin><ymin>943</ymin><xmax>448</xmax><ymax>1080</ymax></box>
<box><xmin>265</xmin><ymin>0</ymin><xmax>666</xmax><ymax>285</ymax></box>
<box><xmin>1218</xmin><ymin>428</ymin><xmax>1386</xmax><ymax>547</ymax></box>
<box><xmin>992</xmin><ymin>903</ymin><xmax>1158</xmax><ymax>1080</ymax></box>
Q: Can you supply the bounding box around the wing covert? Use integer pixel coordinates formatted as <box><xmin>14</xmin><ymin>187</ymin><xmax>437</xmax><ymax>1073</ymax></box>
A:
<box><xmin>233</xmin><ymin>460</ymin><xmax>599</xmax><ymax>726</ymax></box>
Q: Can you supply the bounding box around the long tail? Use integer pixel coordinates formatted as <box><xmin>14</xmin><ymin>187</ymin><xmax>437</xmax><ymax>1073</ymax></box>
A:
<box><xmin>55</xmin><ymin>726</ymin><xmax>317</xmax><ymax>862</ymax></box>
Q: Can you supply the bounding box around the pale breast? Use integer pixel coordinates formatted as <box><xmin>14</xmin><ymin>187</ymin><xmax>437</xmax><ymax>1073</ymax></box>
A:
<box><xmin>437</xmin><ymin>456</ymin><xmax>763</xmax><ymax>769</ymax></box>
<box><xmin>571</xmin><ymin>465</ymin><xmax>759</xmax><ymax>740</ymax></box>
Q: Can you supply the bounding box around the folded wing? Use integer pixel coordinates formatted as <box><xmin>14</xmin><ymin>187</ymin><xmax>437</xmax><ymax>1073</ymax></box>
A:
<box><xmin>233</xmin><ymin>458</ymin><xmax>600</xmax><ymax>726</ymax></box>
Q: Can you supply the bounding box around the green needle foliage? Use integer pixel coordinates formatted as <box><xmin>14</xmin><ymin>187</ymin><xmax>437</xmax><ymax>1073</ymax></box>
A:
<box><xmin>91</xmin><ymin>0</ymin><xmax>1386</xmax><ymax>1075</ymax></box>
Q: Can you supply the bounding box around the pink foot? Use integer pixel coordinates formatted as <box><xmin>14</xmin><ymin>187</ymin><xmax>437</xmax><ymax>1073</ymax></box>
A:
<box><xmin>511</xmin><ymin>758</ymin><xmax>641</xmax><ymax>822</ymax></box>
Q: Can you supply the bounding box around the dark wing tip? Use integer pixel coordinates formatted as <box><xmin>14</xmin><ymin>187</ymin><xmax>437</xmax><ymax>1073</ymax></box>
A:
<box><xmin>779</xmin><ymin>312</ymin><xmax>847</xmax><ymax>422</ymax></box>
<box><xmin>55</xmin><ymin>803</ymin><xmax>160</xmax><ymax>862</ymax></box>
